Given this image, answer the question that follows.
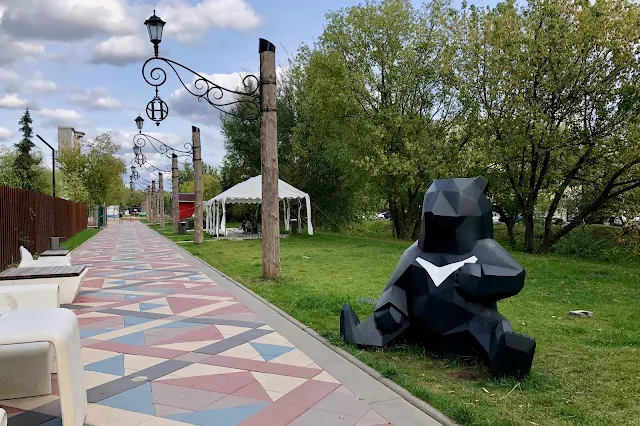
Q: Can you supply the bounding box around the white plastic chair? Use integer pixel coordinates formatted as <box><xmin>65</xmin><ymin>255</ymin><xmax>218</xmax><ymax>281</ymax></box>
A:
<box><xmin>19</xmin><ymin>246</ymin><xmax>71</xmax><ymax>267</ymax></box>
<box><xmin>0</xmin><ymin>284</ymin><xmax>60</xmax><ymax>400</ymax></box>
<box><xmin>0</xmin><ymin>309</ymin><xmax>87</xmax><ymax>425</ymax></box>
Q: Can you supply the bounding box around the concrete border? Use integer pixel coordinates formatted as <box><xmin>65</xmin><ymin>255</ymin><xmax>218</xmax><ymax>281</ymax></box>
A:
<box><xmin>67</xmin><ymin>226</ymin><xmax>104</xmax><ymax>254</ymax></box>
<box><xmin>152</xmin><ymin>227</ymin><xmax>458</xmax><ymax>426</ymax></box>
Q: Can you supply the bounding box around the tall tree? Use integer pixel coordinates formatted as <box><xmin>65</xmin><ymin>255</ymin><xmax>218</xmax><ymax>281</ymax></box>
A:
<box><xmin>12</xmin><ymin>107</ymin><xmax>40</xmax><ymax>191</ymax></box>
<box><xmin>455</xmin><ymin>0</ymin><xmax>640</xmax><ymax>252</ymax></box>
<box><xmin>57</xmin><ymin>131</ymin><xmax>126</xmax><ymax>206</ymax></box>
<box><xmin>300</xmin><ymin>0</ymin><xmax>462</xmax><ymax>238</ymax></box>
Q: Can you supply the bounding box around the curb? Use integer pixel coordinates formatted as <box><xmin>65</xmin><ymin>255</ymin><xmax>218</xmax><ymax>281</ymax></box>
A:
<box><xmin>150</xmin><ymin>225</ymin><xmax>458</xmax><ymax>426</ymax></box>
<box><xmin>68</xmin><ymin>226</ymin><xmax>104</xmax><ymax>254</ymax></box>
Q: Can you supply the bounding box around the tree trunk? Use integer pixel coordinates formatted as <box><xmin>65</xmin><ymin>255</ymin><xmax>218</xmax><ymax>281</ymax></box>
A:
<box><xmin>523</xmin><ymin>211</ymin><xmax>535</xmax><ymax>253</ymax></box>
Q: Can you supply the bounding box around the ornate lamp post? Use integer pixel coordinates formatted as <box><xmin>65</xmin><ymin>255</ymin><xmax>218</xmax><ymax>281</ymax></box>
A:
<box><xmin>133</xmin><ymin>115</ymin><xmax>192</xmax><ymax>233</ymax></box>
<box><xmin>140</xmin><ymin>11</ymin><xmax>281</xmax><ymax>278</ymax></box>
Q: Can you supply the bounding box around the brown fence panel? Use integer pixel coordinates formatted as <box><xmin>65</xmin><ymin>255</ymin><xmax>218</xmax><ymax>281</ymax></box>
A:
<box><xmin>0</xmin><ymin>186</ymin><xmax>88</xmax><ymax>270</ymax></box>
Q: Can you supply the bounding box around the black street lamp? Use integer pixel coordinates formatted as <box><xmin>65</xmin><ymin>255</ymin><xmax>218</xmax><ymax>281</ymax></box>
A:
<box><xmin>132</xmin><ymin>115</ymin><xmax>192</xmax><ymax>162</ymax></box>
<box><xmin>36</xmin><ymin>135</ymin><xmax>56</xmax><ymax>198</ymax></box>
<box><xmin>144</xmin><ymin>11</ymin><xmax>165</xmax><ymax>58</ymax></box>
<box><xmin>140</xmin><ymin>11</ymin><xmax>260</xmax><ymax>126</ymax></box>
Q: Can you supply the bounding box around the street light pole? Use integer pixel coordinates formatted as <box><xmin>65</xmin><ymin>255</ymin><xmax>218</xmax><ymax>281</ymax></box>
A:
<box><xmin>259</xmin><ymin>39</ymin><xmax>280</xmax><ymax>279</ymax></box>
<box><xmin>172</xmin><ymin>154</ymin><xmax>179</xmax><ymax>234</ymax></box>
<box><xmin>36</xmin><ymin>135</ymin><xmax>55</xmax><ymax>198</ymax></box>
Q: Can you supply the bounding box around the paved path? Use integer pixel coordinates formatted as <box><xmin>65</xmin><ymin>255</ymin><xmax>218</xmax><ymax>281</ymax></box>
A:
<box><xmin>1</xmin><ymin>222</ymin><xmax>442</xmax><ymax>426</ymax></box>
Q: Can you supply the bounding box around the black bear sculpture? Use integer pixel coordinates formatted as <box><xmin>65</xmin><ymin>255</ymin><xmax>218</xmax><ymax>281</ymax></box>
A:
<box><xmin>340</xmin><ymin>177</ymin><xmax>536</xmax><ymax>379</ymax></box>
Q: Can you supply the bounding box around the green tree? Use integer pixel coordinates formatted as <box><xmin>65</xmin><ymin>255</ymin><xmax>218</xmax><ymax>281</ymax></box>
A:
<box><xmin>57</xmin><ymin>131</ymin><xmax>126</xmax><ymax>206</ymax></box>
<box><xmin>12</xmin><ymin>107</ymin><xmax>40</xmax><ymax>191</ymax></box>
<box><xmin>455</xmin><ymin>0</ymin><xmax>640</xmax><ymax>252</ymax></box>
<box><xmin>297</xmin><ymin>0</ymin><xmax>461</xmax><ymax>238</ymax></box>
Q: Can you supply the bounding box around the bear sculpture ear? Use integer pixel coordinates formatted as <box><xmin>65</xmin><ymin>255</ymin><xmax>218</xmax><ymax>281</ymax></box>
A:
<box><xmin>474</xmin><ymin>176</ymin><xmax>489</xmax><ymax>193</ymax></box>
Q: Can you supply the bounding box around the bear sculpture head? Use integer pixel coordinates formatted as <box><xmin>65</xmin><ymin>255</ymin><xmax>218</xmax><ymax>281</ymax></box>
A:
<box><xmin>418</xmin><ymin>177</ymin><xmax>493</xmax><ymax>255</ymax></box>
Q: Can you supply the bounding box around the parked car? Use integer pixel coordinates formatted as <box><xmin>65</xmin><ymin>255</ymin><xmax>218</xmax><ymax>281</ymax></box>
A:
<box><xmin>375</xmin><ymin>211</ymin><xmax>390</xmax><ymax>220</ymax></box>
<box><xmin>492</xmin><ymin>213</ymin><xmax>502</xmax><ymax>225</ymax></box>
<box><xmin>608</xmin><ymin>215</ymin><xmax>627</xmax><ymax>226</ymax></box>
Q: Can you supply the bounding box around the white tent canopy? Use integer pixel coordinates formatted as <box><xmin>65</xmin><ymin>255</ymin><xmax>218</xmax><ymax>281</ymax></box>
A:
<box><xmin>205</xmin><ymin>175</ymin><xmax>313</xmax><ymax>236</ymax></box>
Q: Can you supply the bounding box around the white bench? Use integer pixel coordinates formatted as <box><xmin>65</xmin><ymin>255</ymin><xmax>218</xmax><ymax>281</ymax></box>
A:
<box><xmin>0</xmin><ymin>309</ymin><xmax>87</xmax><ymax>425</ymax></box>
<box><xmin>0</xmin><ymin>408</ymin><xmax>6</xmax><ymax>426</ymax></box>
<box><xmin>19</xmin><ymin>246</ymin><xmax>71</xmax><ymax>267</ymax></box>
<box><xmin>0</xmin><ymin>284</ymin><xmax>60</xmax><ymax>400</ymax></box>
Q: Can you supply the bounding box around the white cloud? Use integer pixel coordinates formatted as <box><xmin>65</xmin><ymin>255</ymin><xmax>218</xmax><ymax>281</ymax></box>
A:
<box><xmin>68</xmin><ymin>88</ymin><xmax>122</xmax><ymax>111</ymax></box>
<box><xmin>0</xmin><ymin>127</ymin><xmax>11</xmax><ymax>141</ymax></box>
<box><xmin>0</xmin><ymin>34</ymin><xmax>43</xmax><ymax>66</ymax></box>
<box><xmin>37</xmin><ymin>108</ymin><xmax>85</xmax><ymax>128</ymax></box>
<box><xmin>0</xmin><ymin>93</ymin><xmax>28</xmax><ymax>109</ymax></box>
<box><xmin>0</xmin><ymin>68</ymin><xmax>19</xmax><ymax>91</ymax></box>
<box><xmin>1</xmin><ymin>0</ymin><xmax>259</xmax><ymax>45</ymax></box>
<box><xmin>0</xmin><ymin>0</ymin><xmax>137</xmax><ymax>41</ymax></box>
<box><xmin>90</xmin><ymin>35</ymin><xmax>150</xmax><ymax>66</ymax></box>
<box><xmin>24</xmin><ymin>72</ymin><xmax>58</xmax><ymax>94</ymax></box>
<box><xmin>158</xmin><ymin>0</ymin><xmax>260</xmax><ymax>43</ymax></box>
<box><xmin>169</xmin><ymin>71</ymin><xmax>258</xmax><ymax>125</ymax></box>
<box><xmin>43</xmin><ymin>52</ymin><xmax>67</xmax><ymax>63</ymax></box>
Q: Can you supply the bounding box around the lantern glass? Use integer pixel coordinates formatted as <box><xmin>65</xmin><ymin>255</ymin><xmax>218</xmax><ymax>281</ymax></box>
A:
<box><xmin>133</xmin><ymin>146</ymin><xmax>141</xmax><ymax>156</ymax></box>
<box><xmin>135</xmin><ymin>115</ymin><xmax>144</xmax><ymax>131</ymax></box>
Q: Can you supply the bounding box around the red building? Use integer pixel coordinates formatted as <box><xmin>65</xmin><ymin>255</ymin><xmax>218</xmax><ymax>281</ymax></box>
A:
<box><xmin>178</xmin><ymin>193</ymin><xmax>195</xmax><ymax>220</ymax></box>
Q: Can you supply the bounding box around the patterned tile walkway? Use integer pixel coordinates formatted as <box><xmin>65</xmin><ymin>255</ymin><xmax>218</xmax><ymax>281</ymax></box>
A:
<box><xmin>0</xmin><ymin>222</ymin><xmax>395</xmax><ymax>426</ymax></box>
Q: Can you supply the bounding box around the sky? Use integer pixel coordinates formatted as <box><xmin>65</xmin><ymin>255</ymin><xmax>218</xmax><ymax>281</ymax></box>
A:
<box><xmin>0</xmin><ymin>0</ymin><xmax>495</xmax><ymax>190</ymax></box>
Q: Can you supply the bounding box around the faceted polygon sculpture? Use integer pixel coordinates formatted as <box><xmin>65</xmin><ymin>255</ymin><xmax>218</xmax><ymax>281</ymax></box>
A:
<box><xmin>340</xmin><ymin>177</ymin><xmax>536</xmax><ymax>379</ymax></box>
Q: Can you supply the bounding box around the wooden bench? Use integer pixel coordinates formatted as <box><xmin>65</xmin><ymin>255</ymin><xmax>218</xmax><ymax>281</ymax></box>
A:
<box><xmin>40</xmin><ymin>249</ymin><xmax>71</xmax><ymax>257</ymax></box>
<box><xmin>0</xmin><ymin>266</ymin><xmax>87</xmax><ymax>304</ymax></box>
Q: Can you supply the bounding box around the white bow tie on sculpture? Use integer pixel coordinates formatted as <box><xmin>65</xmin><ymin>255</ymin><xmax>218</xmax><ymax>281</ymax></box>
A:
<box><xmin>415</xmin><ymin>256</ymin><xmax>478</xmax><ymax>287</ymax></box>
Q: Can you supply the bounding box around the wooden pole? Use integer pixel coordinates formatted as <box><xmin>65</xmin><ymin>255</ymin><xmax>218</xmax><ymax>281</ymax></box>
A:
<box><xmin>145</xmin><ymin>186</ymin><xmax>150</xmax><ymax>221</ymax></box>
<box><xmin>259</xmin><ymin>38</ymin><xmax>280</xmax><ymax>279</ymax></box>
<box><xmin>151</xmin><ymin>181</ymin><xmax>156</xmax><ymax>225</ymax></box>
<box><xmin>172</xmin><ymin>154</ymin><xmax>179</xmax><ymax>234</ymax></box>
<box><xmin>193</xmin><ymin>126</ymin><xmax>203</xmax><ymax>244</ymax></box>
<box><xmin>158</xmin><ymin>173</ymin><xmax>165</xmax><ymax>229</ymax></box>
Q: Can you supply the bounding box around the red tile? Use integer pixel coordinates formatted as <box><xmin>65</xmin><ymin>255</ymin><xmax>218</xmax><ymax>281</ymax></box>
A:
<box><xmin>155</xmin><ymin>325</ymin><xmax>224</xmax><ymax>345</ymax></box>
<box><xmin>199</xmin><ymin>303</ymin><xmax>249</xmax><ymax>317</ymax></box>
<box><xmin>232</xmin><ymin>380</ymin><xmax>272</xmax><ymax>402</ymax></box>
<box><xmin>51</xmin><ymin>373</ymin><xmax>59</xmax><ymax>396</ymax></box>
<box><xmin>87</xmin><ymin>340</ymin><xmax>186</xmax><ymax>359</ymax></box>
<box><xmin>158</xmin><ymin>371</ymin><xmax>255</xmax><ymax>394</ymax></box>
<box><xmin>238</xmin><ymin>380</ymin><xmax>340</xmax><ymax>426</ymax></box>
<box><xmin>166</xmin><ymin>297</ymin><xmax>219</xmax><ymax>315</ymax></box>
<box><xmin>201</xmin><ymin>355</ymin><xmax>322</xmax><ymax>379</ymax></box>
<box><xmin>0</xmin><ymin>405</ymin><xmax>24</xmax><ymax>415</ymax></box>
<box><xmin>78</xmin><ymin>317</ymin><xmax>109</xmax><ymax>327</ymax></box>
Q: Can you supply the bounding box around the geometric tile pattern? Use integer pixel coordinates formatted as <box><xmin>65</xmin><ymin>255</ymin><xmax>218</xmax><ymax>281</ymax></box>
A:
<box><xmin>1</xmin><ymin>222</ymin><xmax>391</xmax><ymax>425</ymax></box>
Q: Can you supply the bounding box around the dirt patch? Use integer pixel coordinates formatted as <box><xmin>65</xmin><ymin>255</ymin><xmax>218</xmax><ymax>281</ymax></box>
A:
<box><xmin>454</xmin><ymin>370</ymin><xmax>485</xmax><ymax>381</ymax></box>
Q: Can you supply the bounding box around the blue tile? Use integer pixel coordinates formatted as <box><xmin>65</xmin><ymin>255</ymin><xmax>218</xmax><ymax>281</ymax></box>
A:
<box><xmin>40</xmin><ymin>418</ymin><xmax>62</xmax><ymax>426</ymax></box>
<box><xmin>164</xmin><ymin>404</ymin><xmax>268</xmax><ymax>426</ymax></box>
<box><xmin>124</xmin><ymin>295</ymin><xmax>141</xmax><ymax>300</ymax></box>
<box><xmin>136</xmin><ymin>404</ymin><xmax>156</xmax><ymax>416</ymax></box>
<box><xmin>107</xmin><ymin>280</ymin><xmax>126</xmax><ymax>284</ymax></box>
<box><xmin>249</xmin><ymin>342</ymin><xmax>294</xmax><ymax>362</ymax></box>
<box><xmin>124</xmin><ymin>316</ymin><xmax>155</xmax><ymax>326</ymax></box>
<box><xmin>86</xmin><ymin>354</ymin><xmax>125</xmax><ymax>376</ymax></box>
<box><xmin>188</xmin><ymin>276</ymin><xmax>206</xmax><ymax>281</ymax></box>
<box><xmin>80</xmin><ymin>328</ymin><xmax>114</xmax><ymax>339</ymax></box>
<box><xmin>99</xmin><ymin>382</ymin><xmax>153</xmax><ymax>413</ymax></box>
<box><xmin>111</xmin><ymin>331</ymin><xmax>146</xmax><ymax>346</ymax></box>
<box><xmin>139</xmin><ymin>302</ymin><xmax>164</xmax><ymax>312</ymax></box>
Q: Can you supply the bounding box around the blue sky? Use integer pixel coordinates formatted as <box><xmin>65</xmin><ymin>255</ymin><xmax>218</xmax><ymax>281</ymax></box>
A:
<box><xmin>0</xmin><ymin>0</ymin><xmax>495</xmax><ymax>189</ymax></box>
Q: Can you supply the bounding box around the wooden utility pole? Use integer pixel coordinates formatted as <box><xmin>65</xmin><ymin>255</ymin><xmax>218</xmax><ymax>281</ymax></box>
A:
<box><xmin>158</xmin><ymin>173</ymin><xmax>165</xmax><ymax>229</ymax></box>
<box><xmin>193</xmin><ymin>126</ymin><xmax>203</xmax><ymax>244</ymax></box>
<box><xmin>259</xmin><ymin>38</ymin><xmax>280</xmax><ymax>279</ymax></box>
<box><xmin>145</xmin><ymin>185</ymin><xmax>150</xmax><ymax>220</ymax></box>
<box><xmin>172</xmin><ymin>154</ymin><xmax>179</xmax><ymax>233</ymax></box>
<box><xmin>151</xmin><ymin>181</ymin><xmax>156</xmax><ymax>225</ymax></box>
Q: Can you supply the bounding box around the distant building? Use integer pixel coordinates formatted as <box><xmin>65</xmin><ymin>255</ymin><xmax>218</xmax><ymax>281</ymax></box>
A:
<box><xmin>57</xmin><ymin>126</ymin><xmax>85</xmax><ymax>150</ymax></box>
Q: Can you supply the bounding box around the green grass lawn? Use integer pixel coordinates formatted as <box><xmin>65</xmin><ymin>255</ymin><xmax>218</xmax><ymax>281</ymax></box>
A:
<box><xmin>152</xmin><ymin>227</ymin><xmax>640</xmax><ymax>426</ymax></box>
<box><xmin>61</xmin><ymin>228</ymin><xmax>100</xmax><ymax>250</ymax></box>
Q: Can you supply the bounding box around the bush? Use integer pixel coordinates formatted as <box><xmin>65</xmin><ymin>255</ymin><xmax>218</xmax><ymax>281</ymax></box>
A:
<box><xmin>551</xmin><ymin>227</ymin><xmax>615</xmax><ymax>261</ymax></box>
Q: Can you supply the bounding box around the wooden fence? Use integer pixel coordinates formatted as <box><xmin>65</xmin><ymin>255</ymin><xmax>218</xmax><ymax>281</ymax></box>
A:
<box><xmin>0</xmin><ymin>186</ymin><xmax>88</xmax><ymax>270</ymax></box>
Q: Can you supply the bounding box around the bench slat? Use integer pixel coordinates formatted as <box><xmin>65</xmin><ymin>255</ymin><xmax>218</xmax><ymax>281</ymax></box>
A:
<box><xmin>0</xmin><ymin>265</ymin><xmax>86</xmax><ymax>280</ymax></box>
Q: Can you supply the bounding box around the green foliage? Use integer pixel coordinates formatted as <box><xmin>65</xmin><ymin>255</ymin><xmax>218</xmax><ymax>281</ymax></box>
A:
<box><xmin>454</xmin><ymin>0</ymin><xmax>640</xmax><ymax>252</ymax></box>
<box><xmin>57</xmin><ymin>131</ymin><xmax>126</xmax><ymax>206</ymax></box>
<box><xmin>179</xmin><ymin>162</ymin><xmax>222</xmax><ymax>201</ymax></box>
<box><xmin>12</xmin><ymin>108</ymin><xmax>41</xmax><ymax>191</ymax></box>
